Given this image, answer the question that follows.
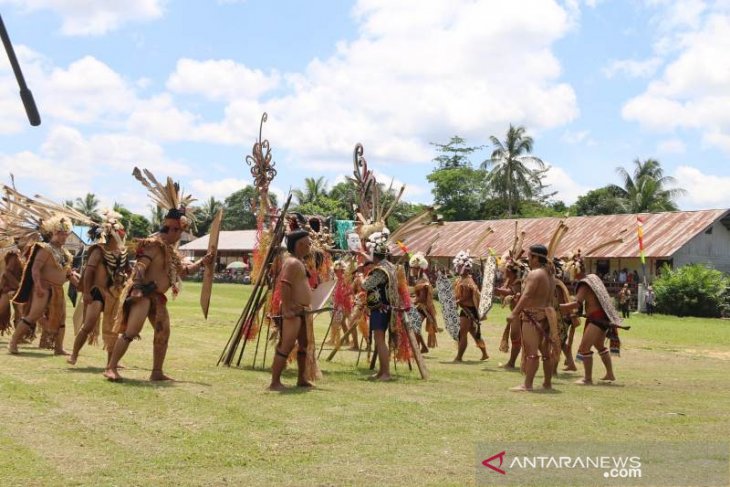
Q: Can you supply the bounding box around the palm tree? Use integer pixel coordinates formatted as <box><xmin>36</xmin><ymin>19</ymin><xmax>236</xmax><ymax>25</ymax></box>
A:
<box><xmin>610</xmin><ymin>159</ymin><xmax>686</xmax><ymax>213</ymax></box>
<box><xmin>481</xmin><ymin>124</ymin><xmax>546</xmax><ymax>216</ymax></box>
<box><xmin>74</xmin><ymin>193</ymin><xmax>100</xmax><ymax>218</ymax></box>
<box><xmin>196</xmin><ymin>197</ymin><xmax>223</xmax><ymax>235</ymax></box>
<box><xmin>293</xmin><ymin>177</ymin><xmax>328</xmax><ymax>205</ymax></box>
<box><xmin>150</xmin><ymin>206</ymin><xmax>165</xmax><ymax>230</ymax></box>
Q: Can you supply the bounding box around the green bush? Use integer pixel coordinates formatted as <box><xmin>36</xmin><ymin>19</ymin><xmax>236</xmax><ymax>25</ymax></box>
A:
<box><xmin>654</xmin><ymin>263</ymin><xmax>729</xmax><ymax>317</ymax></box>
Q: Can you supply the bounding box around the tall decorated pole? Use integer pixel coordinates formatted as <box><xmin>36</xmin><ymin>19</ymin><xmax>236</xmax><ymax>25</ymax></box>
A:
<box><xmin>246</xmin><ymin>112</ymin><xmax>277</xmax><ymax>282</ymax></box>
<box><xmin>637</xmin><ymin>216</ymin><xmax>646</xmax><ymax>285</ymax></box>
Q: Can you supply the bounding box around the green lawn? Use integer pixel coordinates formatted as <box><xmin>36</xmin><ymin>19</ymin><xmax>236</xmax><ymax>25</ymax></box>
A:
<box><xmin>1</xmin><ymin>283</ymin><xmax>729</xmax><ymax>486</ymax></box>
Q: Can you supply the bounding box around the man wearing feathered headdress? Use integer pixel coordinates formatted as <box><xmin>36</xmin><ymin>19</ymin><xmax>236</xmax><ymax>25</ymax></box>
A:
<box><xmin>361</xmin><ymin>232</ymin><xmax>400</xmax><ymax>381</ymax></box>
<box><xmin>410</xmin><ymin>251</ymin><xmax>439</xmax><ymax>350</ymax></box>
<box><xmin>68</xmin><ymin>209</ymin><xmax>131</xmax><ymax>366</ymax></box>
<box><xmin>2</xmin><ymin>186</ymin><xmax>96</xmax><ymax>355</ymax></box>
<box><xmin>452</xmin><ymin>250</ymin><xmax>489</xmax><ymax>362</ymax></box>
<box><xmin>507</xmin><ymin>244</ymin><xmax>561</xmax><ymax>392</ymax></box>
<box><xmin>104</xmin><ymin>168</ymin><xmax>213</xmax><ymax>382</ymax></box>
<box><xmin>8</xmin><ymin>214</ymin><xmax>81</xmax><ymax>354</ymax></box>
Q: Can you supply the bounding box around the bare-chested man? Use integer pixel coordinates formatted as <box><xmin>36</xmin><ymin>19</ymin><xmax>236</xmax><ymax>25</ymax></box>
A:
<box><xmin>495</xmin><ymin>260</ymin><xmax>524</xmax><ymax>369</ymax></box>
<box><xmin>9</xmin><ymin>216</ymin><xmax>80</xmax><ymax>355</ymax></box>
<box><xmin>68</xmin><ymin>212</ymin><xmax>130</xmax><ymax>366</ymax></box>
<box><xmin>269</xmin><ymin>229</ymin><xmax>315</xmax><ymax>391</ymax></box>
<box><xmin>508</xmin><ymin>244</ymin><xmax>561</xmax><ymax>392</ymax></box>
<box><xmin>560</xmin><ymin>274</ymin><xmax>622</xmax><ymax>385</ymax></box>
<box><xmin>453</xmin><ymin>251</ymin><xmax>488</xmax><ymax>362</ymax></box>
<box><xmin>104</xmin><ymin>207</ymin><xmax>212</xmax><ymax>382</ymax></box>
<box><xmin>410</xmin><ymin>251</ymin><xmax>438</xmax><ymax>350</ymax></box>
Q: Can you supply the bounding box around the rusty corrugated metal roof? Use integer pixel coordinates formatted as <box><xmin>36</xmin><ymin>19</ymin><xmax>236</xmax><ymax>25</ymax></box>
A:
<box><xmin>394</xmin><ymin>209</ymin><xmax>729</xmax><ymax>259</ymax></box>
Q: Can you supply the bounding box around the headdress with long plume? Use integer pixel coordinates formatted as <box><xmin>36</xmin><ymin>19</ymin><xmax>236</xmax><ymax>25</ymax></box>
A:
<box><xmin>0</xmin><ymin>186</ymin><xmax>93</xmax><ymax>244</ymax></box>
<box><xmin>562</xmin><ymin>229</ymin><xmax>628</xmax><ymax>281</ymax></box>
<box><xmin>500</xmin><ymin>221</ymin><xmax>528</xmax><ymax>276</ymax></box>
<box><xmin>132</xmin><ymin>167</ymin><xmax>196</xmax><ymax>231</ymax></box>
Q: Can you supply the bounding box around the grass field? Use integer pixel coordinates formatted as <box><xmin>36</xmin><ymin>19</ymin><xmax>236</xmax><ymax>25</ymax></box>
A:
<box><xmin>1</xmin><ymin>283</ymin><xmax>729</xmax><ymax>486</ymax></box>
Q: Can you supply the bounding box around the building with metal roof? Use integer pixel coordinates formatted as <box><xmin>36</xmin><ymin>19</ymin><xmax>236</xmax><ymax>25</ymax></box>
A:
<box><xmin>179</xmin><ymin>230</ymin><xmax>259</xmax><ymax>269</ymax></box>
<box><xmin>394</xmin><ymin>209</ymin><xmax>730</xmax><ymax>279</ymax></box>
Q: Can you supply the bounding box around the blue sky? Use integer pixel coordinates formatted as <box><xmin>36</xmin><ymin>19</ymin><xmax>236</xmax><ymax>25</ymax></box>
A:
<box><xmin>1</xmin><ymin>0</ymin><xmax>729</xmax><ymax>217</ymax></box>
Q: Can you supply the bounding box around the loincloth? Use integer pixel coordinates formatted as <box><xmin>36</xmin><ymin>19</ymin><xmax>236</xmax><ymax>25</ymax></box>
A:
<box><xmin>520</xmin><ymin>307</ymin><xmax>561</xmax><ymax>367</ymax></box>
<box><xmin>114</xmin><ymin>282</ymin><xmax>167</xmax><ymax>336</ymax></box>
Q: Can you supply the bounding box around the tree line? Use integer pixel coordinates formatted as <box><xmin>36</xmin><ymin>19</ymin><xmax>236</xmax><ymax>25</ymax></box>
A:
<box><xmin>66</xmin><ymin>124</ymin><xmax>687</xmax><ymax>239</ymax></box>
<box><xmin>428</xmin><ymin>125</ymin><xmax>686</xmax><ymax>221</ymax></box>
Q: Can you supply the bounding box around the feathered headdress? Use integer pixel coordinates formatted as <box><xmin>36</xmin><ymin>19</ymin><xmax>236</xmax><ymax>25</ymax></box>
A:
<box><xmin>452</xmin><ymin>250</ymin><xmax>473</xmax><ymax>273</ymax></box>
<box><xmin>0</xmin><ymin>186</ymin><xmax>93</xmax><ymax>244</ymax></box>
<box><xmin>562</xmin><ymin>229</ymin><xmax>627</xmax><ymax>281</ymax></box>
<box><xmin>499</xmin><ymin>221</ymin><xmax>527</xmax><ymax>276</ymax></box>
<box><xmin>132</xmin><ymin>167</ymin><xmax>196</xmax><ymax>230</ymax></box>
<box><xmin>366</xmin><ymin>228</ymin><xmax>390</xmax><ymax>256</ymax></box>
<box><xmin>409</xmin><ymin>251</ymin><xmax>429</xmax><ymax>271</ymax></box>
<box><xmin>87</xmin><ymin>208</ymin><xmax>126</xmax><ymax>246</ymax></box>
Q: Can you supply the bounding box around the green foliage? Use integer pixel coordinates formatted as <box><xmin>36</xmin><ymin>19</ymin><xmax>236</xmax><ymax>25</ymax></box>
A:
<box><xmin>74</xmin><ymin>193</ymin><xmax>100</xmax><ymax>218</ymax></box>
<box><xmin>611</xmin><ymin>158</ymin><xmax>686</xmax><ymax>213</ymax></box>
<box><xmin>295</xmin><ymin>196</ymin><xmax>350</xmax><ymax>220</ymax></box>
<box><xmin>653</xmin><ymin>263</ymin><xmax>729</xmax><ymax>317</ymax></box>
<box><xmin>517</xmin><ymin>200</ymin><xmax>572</xmax><ymax>218</ymax></box>
<box><xmin>573</xmin><ymin>185</ymin><xmax>627</xmax><ymax>216</ymax></box>
<box><xmin>222</xmin><ymin>186</ymin><xmax>277</xmax><ymax>231</ymax></box>
<box><xmin>426</xmin><ymin>166</ymin><xmax>487</xmax><ymax>221</ymax></box>
<box><xmin>195</xmin><ymin>196</ymin><xmax>224</xmax><ymax>236</ymax></box>
<box><xmin>430</xmin><ymin>135</ymin><xmax>482</xmax><ymax>169</ymax></box>
<box><xmin>113</xmin><ymin>204</ymin><xmax>151</xmax><ymax>238</ymax></box>
<box><xmin>482</xmin><ymin>124</ymin><xmax>546</xmax><ymax>216</ymax></box>
<box><xmin>328</xmin><ymin>181</ymin><xmax>358</xmax><ymax>218</ymax></box>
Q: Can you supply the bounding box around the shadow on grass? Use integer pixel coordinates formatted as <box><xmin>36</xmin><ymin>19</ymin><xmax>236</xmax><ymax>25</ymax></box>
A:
<box><xmin>66</xmin><ymin>366</ymin><xmax>106</xmax><ymax>374</ymax></box>
<box><xmin>6</xmin><ymin>350</ymin><xmax>55</xmax><ymax>358</ymax></box>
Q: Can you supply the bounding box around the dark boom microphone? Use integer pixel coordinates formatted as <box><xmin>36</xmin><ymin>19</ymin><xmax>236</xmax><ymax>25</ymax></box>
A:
<box><xmin>0</xmin><ymin>13</ymin><xmax>41</xmax><ymax>126</ymax></box>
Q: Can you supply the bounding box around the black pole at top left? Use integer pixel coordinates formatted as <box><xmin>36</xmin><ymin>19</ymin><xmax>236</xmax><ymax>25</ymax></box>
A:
<box><xmin>0</xmin><ymin>13</ymin><xmax>41</xmax><ymax>126</ymax></box>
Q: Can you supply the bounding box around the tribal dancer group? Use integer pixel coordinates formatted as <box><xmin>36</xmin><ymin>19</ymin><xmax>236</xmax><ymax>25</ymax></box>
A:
<box><xmin>1</xmin><ymin>166</ymin><xmax>625</xmax><ymax>391</ymax></box>
<box><xmin>0</xmin><ymin>168</ymin><xmax>213</xmax><ymax>382</ymax></box>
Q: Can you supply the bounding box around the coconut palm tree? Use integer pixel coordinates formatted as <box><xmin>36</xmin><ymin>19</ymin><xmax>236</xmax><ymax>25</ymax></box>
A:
<box><xmin>610</xmin><ymin>159</ymin><xmax>686</xmax><ymax>213</ymax></box>
<box><xmin>196</xmin><ymin>196</ymin><xmax>224</xmax><ymax>235</ymax></box>
<box><xmin>293</xmin><ymin>177</ymin><xmax>328</xmax><ymax>206</ymax></box>
<box><xmin>482</xmin><ymin>124</ymin><xmax>546</xmax><ymax>216</ymax></box>
<box><xmin>73</xmin><ymin>193</ymin><xmax>100</xmax><ymax>217</ymax></box>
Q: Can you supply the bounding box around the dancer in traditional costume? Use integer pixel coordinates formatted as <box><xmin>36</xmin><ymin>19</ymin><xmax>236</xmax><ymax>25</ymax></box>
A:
<box><xmin>68</xmin><ymin>210</ymin><xmax>130</xmax><ymax>366</ymax></box>
<box><xmin>410</xmin><ymin>252</ymin><xmax>439</xmax><ymax>351</ymax></box>
<box><xmin>560</xmin><ymin>274</ymin><xmax>625</xmax><ymax>385</ymax></box>
<box><xmin>552</xmin><ymin>258</ymin><xmax>578</xmax><ymax>372</ymax></box>
<box><xmin>0</xmin><ymin>238</ymin><xmax>28</xmax><ymax>335</ymax></box>
<box><xmin>328</xmin><ymin>259</ymin><xmax>357</xmax><ymax>349</ymax></box>
<box><xmin>104</xmin><ymin>168</ymin><xmax>212</xmax><ymax>381</ymax></box>
<box><xmin>269</xmin><ymin>229</ymin><xmax>318</xmax><ymax>390</ymax></box>
<box><xmin>3</xmin><ymin>188</ymin><xmax>92</xmax><ymax>355</ymax></box>
<box><xmin>452</xmin><ymin>251</ymin><xmax>489</xmax><ymax>362</ymax></box>
<box><xmin>362</xmin><ymin>231</ymin><xmax>400</xmax><ymax>381</ymax></box>
<box><xmin>508</xmin><ymin>244</ymin><xmax>561</xmax><ymax>391</ymax></box>
<box><xmin>495</xmin><ymin>253</ymin><xmax>528</xmax><ymax>369</ymax></box>
<box><xmin>350</xmin><ymin>266</ymin><xmax>370</xmax><ymax>351</ymax></box>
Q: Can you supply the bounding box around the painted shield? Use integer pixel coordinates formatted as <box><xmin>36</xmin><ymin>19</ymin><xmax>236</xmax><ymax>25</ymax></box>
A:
<box><xmin>436</xmin><ymin>274</ymin><xmax>459</xmax><ymax>341</ymax></box>
<box><xmin>406</xmin><ymin>306</ymin><xmax>423</xmax><ymax>333</ymax></box>
<box><xmin>478</xmin><ymin>255</ymin><xmax>497</xmax><ymax>320</ymax></box>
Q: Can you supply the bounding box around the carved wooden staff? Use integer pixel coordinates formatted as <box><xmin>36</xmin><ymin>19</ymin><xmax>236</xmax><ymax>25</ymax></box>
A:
<box><xmin>200</xmin><ymin>208</ymin><xmax>223</xmax><ymax>319</ymax></box>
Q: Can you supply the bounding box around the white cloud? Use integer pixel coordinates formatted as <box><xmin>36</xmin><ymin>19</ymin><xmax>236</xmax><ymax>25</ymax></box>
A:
<box><xmin>560</xmin><ymin>129</ymin><xmax>593</xmax><ymax>144</ymax></box>
<box><xmin>189</xmin><ymin>178</ymin><xmax>250</xmax><ymax>202</ymax></box>
<box><xmin>622</xmin><ymin>11</ymin><xmax>730</xmax><ymax>153</ymax></box>
<box><xmin>657</xmin><ymin>138</ymin><xmax>687</xmax><ymax>154</ymax></box>
<box><xmin>541</xmin><ymin>165</ymin><xmax>590</xmax><ymax>204</ymax></box>
<box><xmin>165</xmin><ymin>0</ymin><xmax>578</xmax><ymax>165</ymax></box>
<box><xmin>674</xmin><ymin>165</ymin><xmax>730</xmax><ymax>208</ymax></box>
<box><xmin>603</xmin><ymin>57</ymin><xmax>663</xmax><ymax>79</ymax></box>
<box><xmin>0</xmin><ymin>0</ymin><xmax>165</xmax><ymax>36</ymax></box>
<box><xmin>0</xmin><ymin>125</ymin><xmax>189</xmax><ymax>211</ymax></box>
<box><xmin>166</xmin><ymin>59</ymin><xmax>281</xmax><ymax>101</ymax></box>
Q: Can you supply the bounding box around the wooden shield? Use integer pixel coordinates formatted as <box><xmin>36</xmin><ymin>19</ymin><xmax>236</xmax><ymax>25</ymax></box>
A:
<box><xmin>436</xmin><ymin>274</ymin><xmax>459</xmax><ymax>341</ymax></box>
<box><xmin>478</xmin><ymin>255</ymin><xmax>496</xmax><ymax>320</ymax></box>
<box><xmin>200</xmin><ymin>209</ymin><xmax>223</xmax><ymax>319</ymax></box>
